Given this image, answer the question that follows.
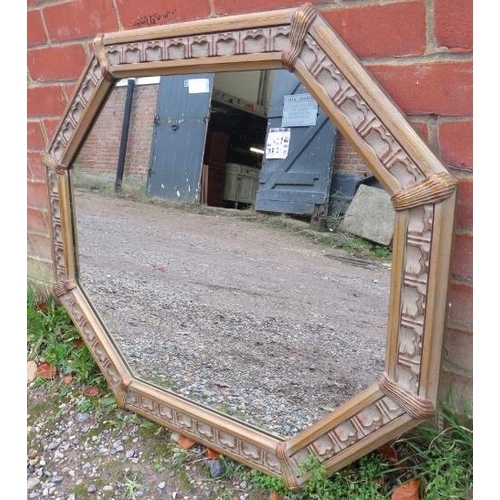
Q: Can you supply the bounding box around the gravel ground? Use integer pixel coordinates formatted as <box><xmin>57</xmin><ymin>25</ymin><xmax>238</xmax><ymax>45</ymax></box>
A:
<box><xmin>27</xmin><ymin>382</ymin><xmax>272</xmax><ymax>500</ymax></box>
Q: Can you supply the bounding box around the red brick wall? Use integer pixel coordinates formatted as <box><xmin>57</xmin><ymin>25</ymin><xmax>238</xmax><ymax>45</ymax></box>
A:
<box><xmin>27</xmin><ymin>0</ymin><xmax>473</xmax><ymax>407</ymax></box>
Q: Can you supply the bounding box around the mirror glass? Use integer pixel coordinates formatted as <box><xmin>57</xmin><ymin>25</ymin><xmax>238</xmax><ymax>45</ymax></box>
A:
<box><xmin>71</xmin><ymin>69</ymin><xmax>391</xmax><ymax>438</ymax></box>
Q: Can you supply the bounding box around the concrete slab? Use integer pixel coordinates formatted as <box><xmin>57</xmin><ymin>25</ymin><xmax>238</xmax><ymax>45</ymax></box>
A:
<box><xmin>339</xmin><ymin>184</ymin><xmax>394</xmax><ymax>245</ymax></box>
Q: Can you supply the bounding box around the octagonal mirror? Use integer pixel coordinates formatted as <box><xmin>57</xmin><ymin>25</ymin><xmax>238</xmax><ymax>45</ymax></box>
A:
<box><xmin>42</xmin><ymin>4</ymin><xmax>457</xmax><ymax>490</ymax></box>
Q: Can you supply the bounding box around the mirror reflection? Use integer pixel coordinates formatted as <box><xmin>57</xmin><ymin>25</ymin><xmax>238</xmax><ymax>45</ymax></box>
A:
<box><xmin>71</xmin><ymin>69</ymin><xmax>391</xmax><ymax>437</ymax></box>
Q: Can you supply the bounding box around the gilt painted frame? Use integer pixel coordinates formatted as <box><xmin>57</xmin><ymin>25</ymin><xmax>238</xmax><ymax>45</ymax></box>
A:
<box><xmin>41</xmin><ymin>3</ymin><xmax>457</xmax><ymax>490</ymax></box>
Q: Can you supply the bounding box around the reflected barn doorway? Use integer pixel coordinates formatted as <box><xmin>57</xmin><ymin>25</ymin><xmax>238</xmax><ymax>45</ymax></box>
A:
<box><xmin>201</xmin><ymin>70</ymin><xmax>269</xmax><ymax>209</ymax></box>
<box><xmin>74</xmin><ymin>70</ymin><xmax>370</xmax><ymax>223</ymax></box>
<box><xmin>147</xmin><ymin>69</ymin><xmax>341</xmax><ymax>218</ymax></box>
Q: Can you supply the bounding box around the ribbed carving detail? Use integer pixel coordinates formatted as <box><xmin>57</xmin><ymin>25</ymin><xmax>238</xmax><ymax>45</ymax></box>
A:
<box><xmin>391</xmin><ymin>172</ymin><xmax>458</xmax><ymax>211</ymax></box>
<box><xmin>281</xmin><ymin>3</ymin><xmax>317</xmax><ymax>71</ymax></box>
<box><xmin>40</xmin><ymin>151</ymin><xmax>66</xmax><ymax>174</ymax></box>
<box><xmin>276</xmin><ymin>441</ymin><xmax>300</xmax><ymax>490</ymax></box>
<box><xmin>378</xmin><ymin>373</ymin><xmax>435</xmax><ymax>419</ymax></box>
<box><xmin>116</xmin><ymin>375</ymin><xmax>133</xmax><ymax>408</ymax></box>
<box><xmin>53</xmin><ymin>280</ymin><xmax>77</xmax><ymax>297</ymax></box>
<box><xmin>93</xmin><ymin>34</ymin><xmax>114</xmax><ymax>81</ymax></box>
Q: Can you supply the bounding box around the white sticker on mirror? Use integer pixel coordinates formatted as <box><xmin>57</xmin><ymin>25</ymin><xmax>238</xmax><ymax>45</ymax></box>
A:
<box><xmin>187</xmin><ymin>78</ymin><xmax>210</xmax><ymax>94</ymax></box>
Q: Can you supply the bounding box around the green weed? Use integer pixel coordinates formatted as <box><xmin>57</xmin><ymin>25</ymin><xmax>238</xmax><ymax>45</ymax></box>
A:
<box><xmin>27</xmin><ymin>287</ymin><xmax>104</xmax><ymax>386</ymax></box>
<box><xmin>121</xmin><ymin>471</ymin><xmax>145</xmax><ymax>499</ymax></box>
<box><xmin>245</xmin><ymin>404</ymin><xmax>472</xmax><ymax>499</ymax></box>
<box><xmin>385</xmin><ymin>404</ymin><xmax>473</xmax><ymax>499</ymax></box>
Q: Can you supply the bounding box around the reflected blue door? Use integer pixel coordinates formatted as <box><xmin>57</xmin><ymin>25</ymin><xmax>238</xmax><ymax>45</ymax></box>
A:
<box><xmin>147</xmin><ymin>74</ymin><xmax>214</xmax><ymax>202</ymax></box>
<box><xmin>255</xmin><ymin>70</ymin><xmax>338</xmax><ymax>216</ymax></box>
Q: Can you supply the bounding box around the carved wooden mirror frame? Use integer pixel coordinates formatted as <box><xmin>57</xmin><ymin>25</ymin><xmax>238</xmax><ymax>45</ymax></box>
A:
<box><xmin>41</xmin><ymin>3</ymin><xmax>457</xmax><ymax>490</ymax></box>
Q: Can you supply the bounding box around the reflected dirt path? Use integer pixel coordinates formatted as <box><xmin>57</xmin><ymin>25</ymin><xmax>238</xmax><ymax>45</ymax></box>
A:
<box><xmin>74</xmin><ymin>189</ymin><xmax>390</xmax><ymax>437</ymax></box>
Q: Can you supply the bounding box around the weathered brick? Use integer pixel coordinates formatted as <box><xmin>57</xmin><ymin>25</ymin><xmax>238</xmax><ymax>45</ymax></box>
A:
<box><xmin>438</xmin><ymin>369</ymin><xmax>473</xmax><ymax>410</ymax></box>
<box><xmin>323</xmin><ymin>1</ymin><xmax>425</xmax><ymax>58</ymax></box>
<box><xmin>214</xmin><ymin>0</ymin><xmax>319</xmax><ymax>15</ymax></box>
<box><xmin>28</xmin><ymin>45</ymin><xmax>88</xmax><ymax>82</ymax></box>
<box><xmin>27</xmin><ymin>181</ymin><xmax>49</xmax><ymax>208</ymax></box>
<box><xmin>435</xmin><ymin>0</ymin><xmax>473</xmax><ymax>52</ymax></box>
<box><xmin>43</xmin><ymin>0</ymin><xmax>118</xmax><ymax>42</ymax></box>
<box><xmin>27</xmin><ymin>207</ymin><xmax>50</xmax><ymax>235</ymax></box>
<box><xmin>451</xmin><ymin>232</ymin><xmax>472</xmax><ymax>282</ymax></box>
<box><xmin>443</xmin><ymin>327</ymin><xmax>473</xmax><ymax>373</ymax></box>
<box><xmin>447</xmin><ymin>281</ymin><xmax>473</xmax><ymax>331</ymax></box>
<box><xmin>28</xmin><ymin>121</ymin><xmax>45</xmax><ymax>151</ymax></box>
<box><xmin>439</xmin><ymin>121</ymin><xmax>472</xmax><ymax>171</ymax></box>
<box><xmin>27</xmin><ymin>257</ymin><xmax>55</xmax><ymax>286</ymax></box>
<box><xmin>27</xmin><ymin>233</ymin><xmax>53</xmax><ymax>261</ymax></box>
<box><xmin>27</xmin><ymin>85</ymin><xmax>68</xmax><ymax>117</ymax></box>
<box><xmin>28</xmin><ymin>152</ymin><xmax>46</xmax><ymax>181</ymax></box>
<box><xmin>455</xmin><ymin>179</ymin><xmax>473</xmax><ymax>229</ymax></box>
<box><xmin>43</xmin><ymin>118</ymin><xmax>62</xmax><ymax>146</ymax></box>
<box><xmin>116</xmin><ymin>0</ymin><xmax>211</xmax><ymax>29</ymax></box>
<box><xmin>368</xmin><ymin>61</ymin><xmax>472</xmax><ymax>116</ymax></box>
<box><xmin>28</xmin><ymin>9</ymin><xmax>47</xmax><ymax>46</ymax></box>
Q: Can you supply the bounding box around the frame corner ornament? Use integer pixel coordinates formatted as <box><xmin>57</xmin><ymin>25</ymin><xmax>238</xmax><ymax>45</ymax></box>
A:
<box><xmin>391</xmin><ymin>171</ymin><xmax>458</xmax><ymax>211</ymax></box>
<box><xmin>281</xmin><ymin>3</ymin><xmax>317</xmax><ymax>71</ymax></box>
<box><xmin>378</xmin><ymin>373</ymin><xmax>435</xmax><ymax>420</ymax></box>
<box><xmin>41</xmin><ymin>150</ymin><xmax>67</xmax><ymax>175</ymax></box>
<box><xmin>93</xmin><ymin>33</ymin><xmax>114</xmax><ymax>81</ymax></box>
<box><xmin>53</xmin><ymin>280</ymin><xmax>77</xmax><ymax>297</ymax></box>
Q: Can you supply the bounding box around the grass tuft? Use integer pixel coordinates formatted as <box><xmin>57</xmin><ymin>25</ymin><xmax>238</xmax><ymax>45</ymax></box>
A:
<box><xmin>27</xmin><ymin>286</ymin><xmax>105</xmax><ymax>392</ymax></box>
<box><xmin>244</xmin><ymin>406</ymin><xmax>472</xmax><ymax>499</ymax></box>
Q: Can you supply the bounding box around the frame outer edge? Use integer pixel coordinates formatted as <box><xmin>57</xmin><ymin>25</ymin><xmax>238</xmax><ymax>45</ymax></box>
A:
<box><xmin>101</xmin><ymin>8</ymin><xmax>296</xmax><ymax>45</ymax></box>
<box><xmin>284</xmin><ymin>385</ymin><xmax>383</xmax><ymax>455</ymax></box>
<box><xmin>126</xmin><ymin>380</ymin><xmax>281</xmax><ymax>451</ymax></box>
<box><xmin>58</xmin><ymin>171</ymin><xmax>76</xmax><ymax>281</ymax></box>
<box><xmin>291</xmin><ymin>54</ymin><xmax>401</xmax><ymax>195</ymax></box>
<box><xmin>124</xmin><ymin>379</ymin><xmax>285</xmax><ymax>478</ymax></box>
<box><xmin>385</xmin><ymin>210</ymin><xmax>407</xmax><ymax>379</ymax></box>
<box><xmin>320</xmin><ymin>413</ymin><xmax>417</xmax><ymax>480</ymax></box>
<box><xmin>59</xmin><ymin>287</ymin><xmax>134</xmax><ymax>393</ymax></box>
<box><xmin>418</xmin><ymin>194</ymin><xmax>457</xmax><ymax>402</ymax></box>
<box><xmin>50</xmin><ymin>62</ymin><xmax>115</xmax><ymax>170</ymax></box>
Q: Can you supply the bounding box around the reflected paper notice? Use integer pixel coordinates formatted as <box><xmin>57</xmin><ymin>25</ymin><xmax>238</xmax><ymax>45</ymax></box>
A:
<box><xmin>265</xmin><ymin>127</ymin><xmax>291</xmax><ymax>159</ymax></box>
<box><xmin>282</xmin><ymin>93</ymin><xmax>318</xmax><ymax>127</ymax></box>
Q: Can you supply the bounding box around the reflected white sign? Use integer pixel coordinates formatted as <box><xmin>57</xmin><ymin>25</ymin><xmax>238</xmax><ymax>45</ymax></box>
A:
<box><xmin>282</xmin><ymin>93</ymin><xmax>318</xmax><ymax>127</ymax></box>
